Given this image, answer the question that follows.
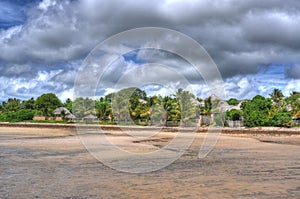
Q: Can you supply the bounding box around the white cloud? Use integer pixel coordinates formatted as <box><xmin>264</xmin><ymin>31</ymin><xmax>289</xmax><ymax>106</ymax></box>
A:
<box><xmin>0</xmin><ymin>25</ymin><xmax>22</xmax><ymax>41</ymax></box>
<box><xmin>58</xmin><ymin>88</ymin><xmax>74</xmax><ymax>102</ymax></box>
<box><xmin>283</xmin><ymin>79</ymin><xmax>300</xmax><ymax>96</ymax></box>
<box><xmin>37</xmin><ymin>70</ymin><xmax>62</xmax><ymax>81</ymax></box>
<box><xmin>38</xmin><ymin>0</ymin><xmax>57</xmax><ymax>11</ymax></box>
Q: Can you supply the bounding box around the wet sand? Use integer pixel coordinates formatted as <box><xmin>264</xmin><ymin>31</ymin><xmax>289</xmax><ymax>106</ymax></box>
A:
<box><xmin>1</xmin><ymin>127</ymin><xmax>300</xmax><ymax>198</ymax></box>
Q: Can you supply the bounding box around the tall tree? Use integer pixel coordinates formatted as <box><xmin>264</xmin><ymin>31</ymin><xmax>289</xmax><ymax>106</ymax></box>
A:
<box><xmin>64</xmin><ymin>98</ymin><xmax>73</xmax><ymax>112</ymax></box>
<box><xmin>111</xmin><ymin>88</ymin><xmax>132</xmax><ymax>123</ymax></box>
<box><xmin>34</xmin><ymin>93</ymin><xmax>62</xmax><ymax>116</ymax></box>
<box><xmin>21</xmin><ymin>97</ymin><xmax>35</xmax><ymax>110</ymax></box>
<box><xmin>72</xmin><ymin>97</ymin><xmax>95</xmax><ymax>118</ymax></box>
<box><xmin>148</xmin><ymin>96</ymin><xmax>164</xmax><ymax>125</ymax></box>
<box><xmin>241</xmin><ymin>95</ymin><xmax>272</xmax><ymax>127</ymax></box>
<box><xmin>129</xmin><ymin>88</ymin><xmax>147</xmax><ymax>120</ymax></box>
<box><xmin>176</xmin><ymin>88</ymin><xmax>197</xmax><ymax>126</ymax></box>
<box><xmin>131</xmin><ymin>101</ymin><xmax>150</xmax><ymax>123</ymax></box>
<box><xmin>1</xmin><ymin>98</ymin><xmax>21</xmax><ymax>112</ymax></box>
<box><xmin>269</xmin><ymin>88</ymin><xmax>284</xmax><ymax>104</ymax></box>
<box><xmin>95</xmin><ymin>98</ymin><xmax>112</xmax><ymax>121</ymax></box>
<box><xmin>202</xmin><ymin>96</ymin><xmax>212</xmax><ymax>115</ymax></box>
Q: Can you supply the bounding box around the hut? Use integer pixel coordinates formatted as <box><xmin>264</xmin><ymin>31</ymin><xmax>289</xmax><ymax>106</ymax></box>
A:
<box><xmin>83</xmin><ymin>114</ymin><xmax>98</xmax><ymax>123</ymax></box>
<box><xmin>53</xmin><ymin>107</ymin><xmax>71</xmax><ymax>121</ymax></box>
<box><xmin>64</xmin><ymin>113</ymin><xmax>77</xmax><ymax>122</ymax></box>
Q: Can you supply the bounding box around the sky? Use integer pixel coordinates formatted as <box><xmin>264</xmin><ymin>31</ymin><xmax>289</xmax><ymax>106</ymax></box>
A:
<box><xmin>0</xmin><ymin>0</ymin><xmax>300</xmax><ymax>102</ymax></box>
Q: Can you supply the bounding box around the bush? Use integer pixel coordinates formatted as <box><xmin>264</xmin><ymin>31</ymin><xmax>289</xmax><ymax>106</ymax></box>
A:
<box><xmin>268</xmin><ymin>111</ymin><xmax>292</xmax><ymax>127</ymax></box>
<box><xmin>0</xmin><ymin>109</ymin><xmax>35</xmax><ymax>122</ymax></box>
<box><xmin>241</xmin><ymin>95</ymin><xmax>272</xmax><ymax>127</ymax></box>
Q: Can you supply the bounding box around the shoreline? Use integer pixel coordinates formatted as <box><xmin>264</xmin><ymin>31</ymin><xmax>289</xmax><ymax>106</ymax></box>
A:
<box><xmin>0</xmin><ymin>122</ymin><xmax>300</xmax><ymax>135</ymax></box>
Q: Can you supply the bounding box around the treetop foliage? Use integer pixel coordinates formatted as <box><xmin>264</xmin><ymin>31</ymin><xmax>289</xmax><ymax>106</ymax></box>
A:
<box><xmin>0</xmin><ymin>88</ymin><xmax>299</xmax><ymax>127</ymax></box>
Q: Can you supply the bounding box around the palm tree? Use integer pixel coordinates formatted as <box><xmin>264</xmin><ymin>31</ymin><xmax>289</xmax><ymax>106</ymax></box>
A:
<box><xmin>269</xmin><ymin>88</ymin><xmax>284</xmax><ymax>104</ymax></box>
<box><xmin>176</xmin><ymin>88</ymin><xmax>197</xmax><ymax>126</ymax></box>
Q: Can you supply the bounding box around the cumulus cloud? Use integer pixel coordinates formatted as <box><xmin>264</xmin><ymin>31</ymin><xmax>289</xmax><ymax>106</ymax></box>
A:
<box><xmin>284</xmin><ymin>79</ymin><xmax>300</xmax><ymax>96</ymax></box>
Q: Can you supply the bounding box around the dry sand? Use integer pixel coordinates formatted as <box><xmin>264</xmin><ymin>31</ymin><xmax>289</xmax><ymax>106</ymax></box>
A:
<box><xmin>0</xmin><ymin>126</ymin><xmax>300</xmax><ymax>198</ymax></box>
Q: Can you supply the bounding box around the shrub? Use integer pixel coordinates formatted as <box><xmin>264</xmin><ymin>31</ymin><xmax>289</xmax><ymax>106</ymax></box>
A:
<box><xmin>0</xmin><ymin>109</ymin><xmax>35</xmax><ymax>122</ymax></box>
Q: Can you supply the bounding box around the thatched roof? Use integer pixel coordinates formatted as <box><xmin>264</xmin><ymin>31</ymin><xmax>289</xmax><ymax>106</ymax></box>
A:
<box><xmin>53</xmin><ymin>107</ymin><xmax>71</xmax><ymax>115</ymax></box>
<box><xmin>83</xmin><ymin>114</ymin><xmax>97</xmax><ymax>119</ymax></box>
<box><xmin>65</xmin><ymin>113</ymin><xmax>76</xmax><ymax>119</ymax></box>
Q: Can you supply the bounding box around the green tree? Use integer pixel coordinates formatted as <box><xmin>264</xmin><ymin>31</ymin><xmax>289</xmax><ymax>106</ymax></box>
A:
<box><xmin>34</xmin><ymin>93</ymin><xmax>62</xmax><ymax>116</ymax></box>
<box><xmin>95</xmin><ymin>98</ymin><xmax>112</xmax><ymax>121</ymax></box>
<box><xmin>1</xmin><ymin>98</ymin><xmax>21</xmax><ymax>112</ymax></box>
<box><xmin>111</xmin><ymin>87</ymin><xmax>147</xmax><ymax>124</ymax></box>
<box><xmin>227</xmin><ymin>98</ymin><xmax>239</xmax><ymax>106</ymax></box>
<box><xmin>162</xmin><ymin>96</ymin><xmax>172</xmax><ymax>125</ymax></box>
<box><xmin>72</xmin><ymin>97</ymin><xmax>85</xmax><ymax>118</ymax></box>
<box><xmin>241</xmin><ymin>95</ymin><xmax>272</xmax><ymax>127</ymax></box>
<box><xmin>111</xmin><ymin>88</ymin><xmax>132</xmax><ymax>123</ymax></box>
<box><xmin>162</xmin><ymin>96</ymin><xmax>181</xmax><ymax>126</ymax></box>
<box><xmin>64</xmin><ymin>98</ymin><xmax>73</xmax><ymax>112</ymax></box>
<box><xmin>148</xmin><ymin>96</ymin><xmax>164</xmax><ymax>125</ymax></box>
<box><xmin>129</xmin><ymin>88</ymin><xmax>147</xmax><ymax>121</ymax></box>
<box><xmin>131</xmin><ymin>101</ymin><xmax>150</xmax><ymax>124</ymax></box>
<box><xmin>72</xmin><ymin>97</ymin><xmax>95</xmax><ymax>119</ymax></box>
<box><xmin>21</xmin><ymin>97</ymin><xmax>35</xmax><ymax>110</ymax></box>
<box><xmin>150</xmin><ymin>104</ymin><xmax>165</xmax><ymax>125</ymax></box>
<box><xmin>176</xmin><ymin>88</ymin><xmax>197</xmax><ymax>127</ymax></box>
<box><xmin>269</xmin><ymin>88</ymin><xmax>284</xmax><ymax>104</ymax></box>
<box><xmin>201</xmin><ymin>96</ymin><xmax>212</xmax><ymax>115</ymax></box>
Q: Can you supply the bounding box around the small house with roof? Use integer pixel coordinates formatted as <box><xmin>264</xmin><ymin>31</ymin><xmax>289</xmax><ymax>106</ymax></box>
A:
<box><xmin>52</xmin><ymin>107</ymin><xmax>72</xmax><ymax>121</ymax></box>
<box><xmin>82</xmin><ymin>114</ymin><xmax>98</xmax><ymax>123</ymax></box>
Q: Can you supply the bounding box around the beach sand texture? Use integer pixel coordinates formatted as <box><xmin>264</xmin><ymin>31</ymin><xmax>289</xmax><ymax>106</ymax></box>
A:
<box><xmin>0</xmin><ymin>126</ymin><xmax>300</xmax><ymax>198</ymax></box>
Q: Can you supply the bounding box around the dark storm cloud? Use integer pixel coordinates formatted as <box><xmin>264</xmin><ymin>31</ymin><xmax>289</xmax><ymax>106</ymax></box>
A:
<box><xmin>286</xmin><ymin>65</ymin><xmax>300</xmax><ymax>79</ymax></box>
<box><xmin>1</xmin><ymin>0</ymin><xmax>300</xmax><ymax>100</ymax></box>
<box><xmin>0</xmin><ymin>64</ymin><xmax>34</xmax><ymax>78</ymax></box>
<box><xmin>1</xmin><ymin>0</ymin><xmax>300</xmax><ymax>66</ymax></box>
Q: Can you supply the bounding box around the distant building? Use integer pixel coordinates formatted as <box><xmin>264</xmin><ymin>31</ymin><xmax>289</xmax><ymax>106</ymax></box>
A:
<box><xmin>64</xmin><ymin>113</ymin><xmax>77</xmax><ymax>122</ymax></box>
<box><xmin>198</xmin><ymin>94</ymin><xmax>244</xmax><ymax>127</ymax></box>
<box><xmin>52</xmin><ymin>107</ymin><xmax>71</xmax><ymax>121</ymax></box>
<box><xmin>82</xmin><ymin>114</ymin><xmax>98</xmax><ymax>123</ymax></box>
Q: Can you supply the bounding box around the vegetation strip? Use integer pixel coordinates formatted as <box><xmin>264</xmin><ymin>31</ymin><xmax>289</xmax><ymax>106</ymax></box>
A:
<box><xmin>0</xmin><ymin>87</ymin><xmax>299</xmax><ymax>128</ymax></box>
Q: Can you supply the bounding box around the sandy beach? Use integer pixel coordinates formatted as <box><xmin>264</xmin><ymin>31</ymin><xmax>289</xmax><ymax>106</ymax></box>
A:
<box><xmin>1</xmin><ymin>126</ymin><xmax>300</xmax><ymax>198</ymax></box>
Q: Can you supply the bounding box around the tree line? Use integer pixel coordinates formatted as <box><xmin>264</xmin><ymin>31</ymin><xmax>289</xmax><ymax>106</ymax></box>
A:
<box><xmin>0</xmin><ymin>87</ymin><xmax>299</xmax><ymax>127</ymax></box>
